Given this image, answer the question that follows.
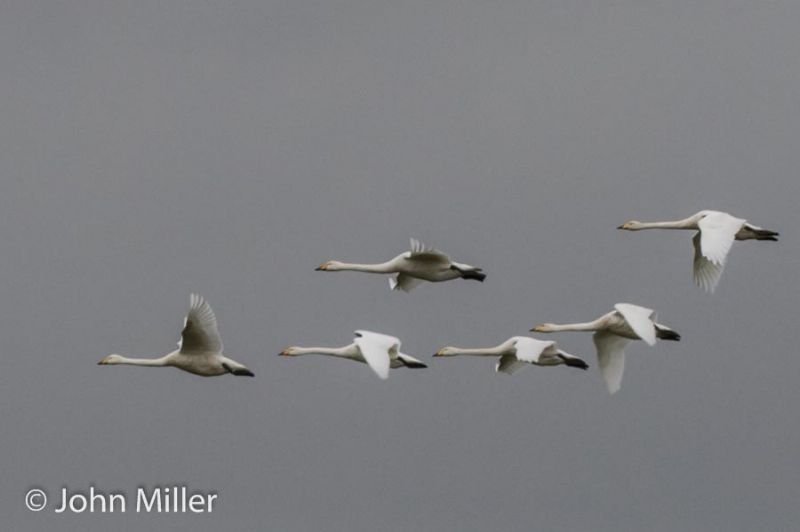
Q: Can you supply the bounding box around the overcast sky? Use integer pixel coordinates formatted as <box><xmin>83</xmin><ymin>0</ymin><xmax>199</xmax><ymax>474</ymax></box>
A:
<box><xmin>0</xmin><ymin>1</ymin><xmax>798</xmax><ymax>531</ymax></box>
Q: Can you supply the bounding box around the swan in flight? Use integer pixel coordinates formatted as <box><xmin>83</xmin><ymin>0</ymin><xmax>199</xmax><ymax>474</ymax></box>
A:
<box><xmin>532</xmin><ymin>303</ymin><xmax>679</xmax><ymax>394</ymax></box>
<box><xmin>98</xmin><ymin>294</ymin><xmax>254</xmax><ymax>377</ymax></box>
<box><xmin>434</xmin><ymin>336</ymin><xmax>589</xmax><ymax>374</ymax></box>
<box><xmin>280</xmin><ymin>330</ymin><xmax>426</xmax><ymax>380</ymax></box>
<box><xmin>617</xmin><ymin>210</ymin><xmax>778</xmax><ymax>292</ymax></box>
<box><xmin>316</xmin><ymin>238</ymin><xmax>485</xmax><ymax>292</ymax></box>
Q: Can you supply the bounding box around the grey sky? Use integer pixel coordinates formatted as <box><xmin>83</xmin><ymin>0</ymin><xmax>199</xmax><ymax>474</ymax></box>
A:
<box><xmin>0</xmin><ymin>1</ymin><xmax>798</xmax><ymax>530</ymax></box>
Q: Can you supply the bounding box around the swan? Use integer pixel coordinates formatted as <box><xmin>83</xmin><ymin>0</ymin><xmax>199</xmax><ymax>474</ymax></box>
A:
<box><xmin>434</xmin><ymin>336</ymin><xmax>589</xmax><ymax>374</ymax></box>
<box><xmin>316</xmin><ymin>238</ymin><xmax>485</xmax><ymax>292</ymax></box>
<box><xmin>280</xmin><ymin>330</ymin><xmax>427</xmax><ymax>380</ymax></box>
<box><xmin>98</xmin><ymin>294</ymin><xmax>254</xmax><ymax>377</ymax></box>
<box><xmin>617</xmin><ymin>210</ymin><xmax>778</xmax><ymax>292</ymax></box>
<box><xmin>532</xmin><ymin>303</ymin><xmax>679</xmax><ymax>394</ymax></box>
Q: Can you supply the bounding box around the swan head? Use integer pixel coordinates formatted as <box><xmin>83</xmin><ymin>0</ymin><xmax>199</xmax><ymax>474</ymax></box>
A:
<box><xmin>279</xmin><ymin>347</ymin><xmax>300</xmax><ymax>357</ymax></box>
<box><xmin>530</xmin><ymin>324</ymin><xmax>556</xmax><ymax>333</ymax></box>
<box><xmin>617</xmin><ymin>220</ymin><xmax>643</xmax><ymax>230</ymax></box>
<box><xmin>98</xmin><ymin>354</ymin><xmax>124</xmax><ymax>365</ymax></box>
<box><xmin>433</xmin><ymin>347</ymin><xmax>458</xmax><ymax>357</ymax></box>
<box><xmin>315</xmin><ymin>261</ymin><xmax>345</xmax><ymax>271</ymax></box>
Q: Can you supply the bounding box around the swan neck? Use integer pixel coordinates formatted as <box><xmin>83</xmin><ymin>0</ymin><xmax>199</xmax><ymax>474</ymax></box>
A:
<box><xmin>547</xmin><ymin>321</ymin><xmax>600</xmax><ymax>332</ymax></box>
<box><xmin>115</xmin><ymin>356</ymin><xmax>170</xmax><ymax>367</ymax></box>
<box><xmin>292</xmin><ymin>347</ymin><xmax>348</xmax><ymax>357</ymax></box>
<box><xmin>631</xmin><ymin>218</ymin><xmax>696</xmax><ymax>230</ymax></box>
<box><xmin>446</xmin><ymin>346</ymin><xmax>505</xmax><ymax>357</ymax></box>
<box><xmin>336</xmin><ymin>262</ymin><xmax>395</xmax><ymax>273</ymax></box>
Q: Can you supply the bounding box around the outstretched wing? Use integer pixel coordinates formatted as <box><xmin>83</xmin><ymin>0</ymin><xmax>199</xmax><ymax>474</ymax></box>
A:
<box><xmin>692</xmin><ymin>233</ymin><xmax>725</xmax><ymax>293</ymax></box>
<box><xmin>494</xmin><ymin>337</ymin><xmax>554</xmax><ymax>375</ymax></box>
<box><xmin>178</xmin><ymin>294</ymin><xmax>223</xmax><ymax>354</ymax></box>
<box><xmin>593</xmin><ymin>331</ymin><xmax>628</xmax><ymax>394</ymax></box>
<box><xmin>408</xmin><ymin>238</ymin><xmax>451</xmax><ymax>264</ymax></box>
<box><xmin>353</xmin><ymin>330</ymin><xmax>395</xmax><ymax>380</ymax></box>
<box><xmin>512</xmin><ymin>337</ymin><xmax>556</xmax><ymax>364</ymax></box>
<box><xmin>389</xmin><ymin>273</ymin><xmax>425</xmax><ymax>292</ymax></box>
<box><xmin>697</xmin><ymin>212</ymin><xmax>744</xmax><ymax>266</ymax></box>
<box><xmin>614</xmin><ymin>303</ymin><xmax>657</xmax><ymax>346</ymax></box>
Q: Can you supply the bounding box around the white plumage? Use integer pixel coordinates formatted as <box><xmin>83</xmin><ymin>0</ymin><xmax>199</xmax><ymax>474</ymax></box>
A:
<box><xmin>281</xmin><ymin>330</ymin><xmax>426</xmax><ymax>380</ymax></box>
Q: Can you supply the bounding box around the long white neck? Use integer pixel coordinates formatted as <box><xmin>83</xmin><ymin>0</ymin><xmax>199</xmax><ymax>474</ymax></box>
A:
<box><xmin>442</xmin><ymin>345</ymin><xmax>507</xmax><ymax>357</ymax></box>
<box><xmin>113</xmin><ymin>355</ymin><xmax>171</xmax><ymax>367</ymax></box>
<box><xmin>334</xmin><ymin>261</ymin><xmax>396</xmax><ymax>274</ymax></box>
<box><xmin>628</xmin><ymin>217</ymin><xmax>698</xmax><ymax>230</ymax></box>
<box><xmin>290</xmin><ymin>346</ymin><xmax>351</xmax><ymax>357</ymax></box>
<box><xmin>542</xmin><ymin>321</ymin><xmax>603</xmax><ymax>332</ymax></box>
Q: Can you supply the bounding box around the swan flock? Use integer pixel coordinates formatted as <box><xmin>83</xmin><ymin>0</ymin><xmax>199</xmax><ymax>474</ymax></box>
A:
<box><xmin>100</xmin><ymin>211</ymin><xmax>778</xmax><ymax>393</ymax></box>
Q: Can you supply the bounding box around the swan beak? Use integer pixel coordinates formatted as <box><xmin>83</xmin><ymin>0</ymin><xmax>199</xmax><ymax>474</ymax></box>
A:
<box><xmin>279</xmin><ymin>349</ymin><xmax>292</xmax><ymax>357</ymax></box>
<box><xmin>315</xmin><ymin>263</ymin><xmax>328</xmax><ymax>271</ymax></box>
<box><xmin>433</xmin><ymin>349</ymin><xmax>443</xmax><ymax>357</ymax></box>
<box><xmin>97</xmin><ymin>357</ymin><xmax>109</xmax><ymax>365</ymax></box>
<box><xmin>530</xmin><ymin>325</ymin><xmax>543</xmax><ymax>332</ymax></box>
<box><xmin>616</xmin><ymin>224</ymin><xmax>624</xmax><ymax>230</ymax></box>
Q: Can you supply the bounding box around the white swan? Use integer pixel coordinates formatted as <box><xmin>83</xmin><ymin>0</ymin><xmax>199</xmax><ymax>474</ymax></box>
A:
<box><xmin>618</xmin><ymin>210</ymin><xmax>778</xmax><ymax>292</ymax></box>
<box><xmin>98</xmin><ymin>294</ymin><xmax>254</xmax><ymax>377</ymax></box>
<box><xmin>434</xmin><ymin>336</ymin><xmax>589</xmax><ymax>374</ymax></box>
<box><xmin>316</xmin><ymin>238</ymin><xmax>485</xmax><ymax>292</ymax></box>
<box><xmin>532</xmin><ymin>303</ymin><xmax>679</xmax><ymax>394</ymax></box>
<box><xmin>280</xmin><ymin>330</ymin><xmax>426</xmax><ymax>380</ymax></box>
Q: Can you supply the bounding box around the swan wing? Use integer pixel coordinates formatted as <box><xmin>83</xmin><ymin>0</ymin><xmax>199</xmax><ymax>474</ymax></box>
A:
<box><xmin>178</xmin><ymin>294</ymin><xmax>223</xmax><ymax>354</ymax></box>
<box><xmin>408</xmin><ymin>238</ymin><xmax>451</xmax><ymax>264</ymax></box>
<box><xmin>353</xmin><ymin>330</ymin><xmax>394</xmax><ymax>380</ymax></box>
<box><xmin>495</xmin><ymin>354</ymin><xmax>529</xmax><ymax>375</ymax></box>
<box><xmin>389</xmin><ymin>273</ymin><xmax>425</xmax><ymax>292</ymax></box>
<box><xmin>692</xmin><ymin>232</ymin><xmax>725</xmax><ymax>293</ymax></box>
<box><xmin>697</xmin><ymin>212</ymin><xmax>744</xmax><ymax>265</ymax></box>
<box><xmin>495</xmin><ymin>337</ymin><xmax>554</xmax><ymax>375</ymax></box>
<box><xmin>512</xmin><ymin>337</ymin><xmax>556</xmax><ymax>364</ymax></box>
<box><xmin>614</xmin><ymin>303</ymin><xmax>657</xmax><ymax>346</ymax></box>
<box><xmin>593</xmin><ymin>331</ymin><xmax>628</xmax><ymax>394</ymax></box>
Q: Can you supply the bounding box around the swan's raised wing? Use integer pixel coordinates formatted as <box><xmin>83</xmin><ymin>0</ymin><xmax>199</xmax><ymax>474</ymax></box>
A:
<box><xmin>353</xmin><ymin>330</ymin><xmax>394</xmax><ymax>380</ymax></box>
<box><xmin>407</xmin><ymin>238</ymin><xmax>451</xmax><ymax>264</ymax></box>
<box><xmin>614</xmin><ymin>303</ymin><xmax>657</xmax><ymax>346</ymax></box>
<box><xmin>389</xmin><ymin>273</ymin><xmax>424</xmax><ymax>292</ymax></box>
<box><xmin>178</xmin><ymin>294</ymin><xmax>223</xmax><ymax>354</ymax></box>
<box><xmin>593</xmin><ymin>331</ymin><xmax>628</xmax><ymax>394</ymax></box>
<box><xmin>697</xmin><ymin>212</ymin><xmax>745</xmax><ymax>265</ymax></box>
<box><xmin>693</xmin><ymin>233</ymin><xmax>725</xmax><ymax>293</ymax></box>
<box><xmin>495</xmin><ymin>337</ymin><xmax>554</xmax><ymax>375</ymax></box>
<box><xmin>512</xmin><ymin>337</ymin><xmax>556</xmax><ymax>364</ymax></box>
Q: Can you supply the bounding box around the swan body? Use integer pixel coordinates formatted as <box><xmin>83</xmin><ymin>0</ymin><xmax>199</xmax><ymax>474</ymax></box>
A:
<box><xmin>316</xmin><ymin>238</ymin><xmax>485</xmax><ymax>292</ymax></box>
<box><xmin>280</xmin><ymin>330</ymin><xmax>427</xmax><ymax>380</ymax></box>
<box><xmin>618</xmin><ymin>210</ymin><xmax>778</xmax><ymax>292</ymax></box>
<box><xmin>434</xmin><ymin>336</ymin><xmax>589</xmax><ymax>375</ymax></box>
<box><xmin>98</xmin><ymin>294</ymin><xmax>254</xmax><ymax>377</ymax></box>
<box><xmin>532</xmin><ymin>303</ymin><xmax>679</xmax><ymax>394</ymax></box>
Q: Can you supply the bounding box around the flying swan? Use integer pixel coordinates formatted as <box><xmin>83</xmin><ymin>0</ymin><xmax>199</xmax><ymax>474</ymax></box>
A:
<box><xmin>316</xmin><ymin>238</ymin><xmax>485</xmax><ymax>292</ymax></box>
<box><xmin>280</xmin><ymin>330</ymin><xmax>427</xmax><ymax>380</ymax></box>
<box><xmin>98</xmin><ymin>294</ymin><xmax>254</xmax><ymax>377</ymax></box>
<box><xmin>617</xmin><ymin>210</ymin><xmax>778</xmax><ymax>292</ymax></box>
<box><xmin>434</xmin><ymin>336</ymin><xmax>589</xmax><ymax>374</ymax></box>
<box><xmin>532</xmin><ymin>303</ymin><xmax>679</xmax><ymax>394</ymax></box>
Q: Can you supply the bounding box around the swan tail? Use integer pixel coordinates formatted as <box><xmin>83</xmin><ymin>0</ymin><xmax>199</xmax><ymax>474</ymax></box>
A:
<box><xmin>753</xmin><ymin>228</ymin><xmax>779</xmax><ymax>241</ymax></box>
<box><xmin>450</xmin><ymin>265</ymin><xmax>486</xmax><ymax>282</ymax></box>
<box><xmin>397</xmin><ymin>353</ymin><xmax>427</xmax><ymax>369</ymax></box>
<box><xmin>222</xmin><ymin>362</ymin><xmax>255</xmax><ymax>377</ymax></box>
<box><xmin>737</xmin><ymin>226</ymin><xmax>779</xmax><ymax>241</ymax></box>
<box><xmin>655</xmin><ymin>327</ymin><xmax>681</xmax><ymax>341</ymax></box>
<box><xmin>557</xmin><ymin>354</ymin><xmax>589</xmax><ymax>370</ymax></box>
